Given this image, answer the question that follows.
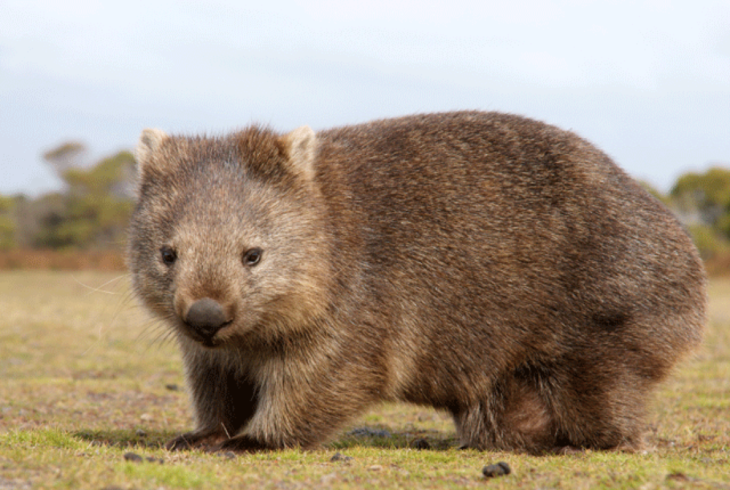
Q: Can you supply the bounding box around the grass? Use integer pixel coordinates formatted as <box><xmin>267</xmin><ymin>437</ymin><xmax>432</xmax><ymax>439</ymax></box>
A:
<box><xmin>0</xmin><ymin>270</ymin><xmax>728</xmax><ymax>489</ymax></box>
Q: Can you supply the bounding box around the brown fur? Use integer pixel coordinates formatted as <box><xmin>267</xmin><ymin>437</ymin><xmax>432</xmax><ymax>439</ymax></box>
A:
<box><xmin>128</xmin><ymin>111</ymin><xmax>706</xmax><ymax>454</ymax></box>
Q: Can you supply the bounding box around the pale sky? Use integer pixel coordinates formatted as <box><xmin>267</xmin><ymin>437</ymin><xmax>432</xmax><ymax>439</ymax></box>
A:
<box><xmin>1</xmin><ymin>0</ymin><xmax>729</xmax><ymax>195</ymax></box>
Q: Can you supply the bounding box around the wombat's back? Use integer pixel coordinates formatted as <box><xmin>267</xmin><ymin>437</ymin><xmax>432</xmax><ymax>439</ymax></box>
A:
<box><xmin>314</xmin><ymin>111</ymin><xmax>706</xmax><ymax>449</ymax></box>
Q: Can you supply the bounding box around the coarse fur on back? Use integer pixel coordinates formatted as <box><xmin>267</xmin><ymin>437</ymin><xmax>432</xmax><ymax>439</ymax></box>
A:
<box><xmin>128</xmin><ymin>111</ymin><xmax>706</xmax><ymax>454</ymax></box>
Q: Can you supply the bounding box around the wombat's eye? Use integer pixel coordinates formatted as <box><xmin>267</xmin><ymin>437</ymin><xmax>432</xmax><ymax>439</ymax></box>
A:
<box><xmin>160</xmin><ymin>246</ymin><xmax>177</xmax><ymax>266</ymax></box>
<box><xmin>242</xmin><ymin>248</ymin><xmax>263</xmax><ymax>266</ymax></box>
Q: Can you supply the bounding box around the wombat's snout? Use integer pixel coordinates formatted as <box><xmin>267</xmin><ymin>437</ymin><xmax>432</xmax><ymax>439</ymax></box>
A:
<box><xmin>184</xmin><ymin>298</ymin><xmax>230</xmax><ymax>342</ymax></box>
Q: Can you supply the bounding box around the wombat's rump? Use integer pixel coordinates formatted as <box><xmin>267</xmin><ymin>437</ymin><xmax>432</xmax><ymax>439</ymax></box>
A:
<box><xmin>128</xmin><ymin>111</ymin><xmax>706</xmax><ymax>454</ymax></box>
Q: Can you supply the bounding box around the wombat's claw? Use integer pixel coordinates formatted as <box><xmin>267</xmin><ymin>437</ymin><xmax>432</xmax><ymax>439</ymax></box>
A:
<box><xmin>166</xmin><ymin>435</ymin><xmax>195</xmax><ymax>451</ymax></box>
<box><xmin>166</xmin><ymin>431</ymin><xmax>227</xmax><ymax>451</ymax></box>
<box><xmin>551</xmin><ymin>445</ymin><xmax>585</xmax><ymax>455</ymax></box>
<box><xmin>212</xmin><ymin>435</ymin><xmax>269</xmax><ymax>453</ymax></box>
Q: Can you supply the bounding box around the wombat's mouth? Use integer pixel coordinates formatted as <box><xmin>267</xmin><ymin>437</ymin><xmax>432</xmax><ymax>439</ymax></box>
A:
<box><xmin>179</xmin><ymin>319</ymin><xmax>233</xmax><ymax>349</ymax></box>
<box><xmin>200</xmin><ymin>336</ymin><xmax>224</xmax><ymax>348</ymax></box>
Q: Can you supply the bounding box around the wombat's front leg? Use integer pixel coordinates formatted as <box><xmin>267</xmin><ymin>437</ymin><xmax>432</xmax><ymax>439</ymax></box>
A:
<box><xmin>212</xmin><ymin>392</ymin><xmax>360</xmax><ymax>453</ymax></box>
<box><xmin>212</xmin><ymin>356</ymin><xmax>378</xmax><ymax>452</ymax></box>
<box><xmin>166</xmin><ymin>427</ymin><xmax>227</xmax><ymax>451</ymax></box>
<box><xmin>167</xmin><ymin>354</ymin><xmax>257</xmax><ymax>451</ymax></box>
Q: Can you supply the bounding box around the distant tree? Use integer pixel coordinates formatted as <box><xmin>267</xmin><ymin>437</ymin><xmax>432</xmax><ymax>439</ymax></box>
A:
<box><xmin>33</xmin><ymin>142</ymin><xmax>136</xmax><ymax>249</ymax></box>
<box><xmin>685</xmin><ymin>224</ymin><xmax>729</xmax><ymax>260</ymax></box>
<box><xmin>670</xmin><ymin>166</ymin><xmax>730</xmax><ymax>238</ymax></box>
<box><xmin>60</xmin><ymin>150</ymin><xmax>136</xmax><ymax>248</ymax></box>
<box><xmin>26</xmin><ymin>193</ymin><xmax>73</xmax><ymax>248</ymax></box>
<box><xmin>0</xmin><ymin>196</ymin><xmax>16</xmax><ymax>250</ymax></box>
<box><xmin>43</xmin><ymin>141</ymin><xmax>87</xmax><ymax>177</ymax></box>
<box><xmin>668</xmin><ymin>166</ymin><xmax>730</xmax><ymax>260</ymax></box>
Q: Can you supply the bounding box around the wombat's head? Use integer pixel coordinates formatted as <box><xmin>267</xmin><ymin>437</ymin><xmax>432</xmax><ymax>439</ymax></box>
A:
<box><xmin>128</xmin><ymin>126</ymin><xmax>332</xmax><ymax>349</ymax></box>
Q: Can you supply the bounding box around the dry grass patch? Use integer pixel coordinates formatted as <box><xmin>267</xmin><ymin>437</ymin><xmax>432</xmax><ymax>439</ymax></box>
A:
<box><xmin>0</xmin><ymin>271</ymin><xmax>728</xmax><ymax>489</ymax></box>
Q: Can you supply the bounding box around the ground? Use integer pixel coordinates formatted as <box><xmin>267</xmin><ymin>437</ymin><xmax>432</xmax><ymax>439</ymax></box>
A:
<box><xmin>0</xmin><ymin>271</ymin><xmax>728</xmax><ymax>489</ymax></box>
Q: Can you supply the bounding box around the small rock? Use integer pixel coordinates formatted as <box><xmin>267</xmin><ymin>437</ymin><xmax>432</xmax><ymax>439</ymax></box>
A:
<box><xmin>165</xmin><ymin>383</ymin><xmax>181</xmax><ymax>391</ymax></box>
<box><xmin>482</xmin><ymin>461</ymin><xmax>511</xmax><ymax>478</ymax></box>
<box><xmin>330</xmin><ymin>452</ymin><xmax>353</xmax><ymax>462</ymax></box>
<box><xmin>222</xmin><ymin>451</ymin><xmax>237</xmax><ymax>460</ymax></box>
<box><xmin>123</xmin><ymin>452</ymin><xmax>143</xmax><ymax>463</ymax></box>
<box><xmin>140</xmin><ymin>413</ymin><xmax>153</xmax><ymax>422</ymax></box>
<box><xmin>368</xmin><ymin>464</ymin><xmax>383</xmax><ymax>472</ymax></box>
<box><xmin>145</xmin><ymin>456</ymin><xmax>164</xmax><ymax>464</ymax></box>
<box><xmin>135</xmin><ymin>429</ymin><xmax>147</xmax><ymax>437</ymax></box>
<box><xmin>411</xmin><ymin>438</ymin><xmax>430</xmax><ymax>450</ymax></box>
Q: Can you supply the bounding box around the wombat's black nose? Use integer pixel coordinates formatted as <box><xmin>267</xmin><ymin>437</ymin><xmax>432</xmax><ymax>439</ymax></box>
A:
<box><xmin>185</xmin><ymin>298</ymin><xmax>228</xmax><ymax>340</ymax></box>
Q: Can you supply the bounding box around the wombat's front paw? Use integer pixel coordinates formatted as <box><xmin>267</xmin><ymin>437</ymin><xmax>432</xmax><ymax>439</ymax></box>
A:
<box><xmin>551</xmin><ymin>445</ymin><xmax>586</xmax><ymax>455</ymax></box>
<box><xmin>166</xmin><ymin>430</ymin><xmax>228</xmax><ymax>451</ymax></box>
<box><xmin>212</xmin><ymin>434</ymin><xmax>270</xmax><ymax>453</ymax></box>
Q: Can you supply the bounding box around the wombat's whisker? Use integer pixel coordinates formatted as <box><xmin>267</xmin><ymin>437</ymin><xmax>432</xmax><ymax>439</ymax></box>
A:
<box><xmin>73</xmin><ymin>273</ymin><xmax>129</xmax><ymax>296</ymax></box>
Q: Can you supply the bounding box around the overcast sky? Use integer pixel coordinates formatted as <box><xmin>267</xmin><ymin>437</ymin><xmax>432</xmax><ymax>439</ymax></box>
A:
<box><xmin>1</xmin><ymin>0</ymin><xmax>729</xmax><ymax>195</ymax></box>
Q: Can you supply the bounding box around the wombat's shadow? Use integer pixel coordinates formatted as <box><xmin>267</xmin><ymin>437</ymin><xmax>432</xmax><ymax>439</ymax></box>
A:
<box><xmin>73</xmin><ymin>427</ymin><xmax>457</xmax><ymax>451</ymax></box>
<box><xmin>74</xmin><ymin>429</ymin><xmax>175</xmax><ymax>450</ymax></box>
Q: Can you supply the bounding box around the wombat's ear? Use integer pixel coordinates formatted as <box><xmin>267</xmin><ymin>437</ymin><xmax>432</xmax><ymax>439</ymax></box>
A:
<box><xmin>280</xmin><ymin>126</ymin><xmax>317</xmax><ymax>182</ymax></box>
<box><xmin>135</xmin><ymin>128</ymin><xmax>168</xmax><ymax>173</ymax></box>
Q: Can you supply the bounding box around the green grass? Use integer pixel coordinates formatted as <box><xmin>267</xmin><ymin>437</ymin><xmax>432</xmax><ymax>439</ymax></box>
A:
<box><xmin>0</xmin><ymin>271</ymin><xmax>728</xmax><ymax>489</ymax></box>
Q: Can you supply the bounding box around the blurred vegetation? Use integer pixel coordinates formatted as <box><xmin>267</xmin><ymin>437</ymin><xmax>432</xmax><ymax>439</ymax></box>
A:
<box><xmin>6</xmin><ymin>142</ymin><xmax>135</xmax><ymax>252</ymax></box>
<box><xmin>0</xmin><ymin>196</ymin><xmax>16</xmax><ymax>251</ymax></box>
<box><xmin>0</xmin><ymin>140</ymin><xmax>728</xmax><ymax>273</ymax></box>
<box><xmin>669</xmin><ymin>167</ymin><xmax>730</xmax><ymax>260</ymax></box>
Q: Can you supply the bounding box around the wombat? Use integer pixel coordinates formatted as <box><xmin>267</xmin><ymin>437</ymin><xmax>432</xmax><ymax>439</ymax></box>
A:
<box><xmin>128</xmin><ymin>111</ymin><xmax>706</xmax><ymax>454</ymax></box>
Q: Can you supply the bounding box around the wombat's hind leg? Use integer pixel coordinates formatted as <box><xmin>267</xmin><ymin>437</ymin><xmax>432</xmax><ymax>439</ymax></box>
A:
<box><xmin>453</xmin><ymin>372</ymin><xmax>556</xmax><ymax>454</ymax></box>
